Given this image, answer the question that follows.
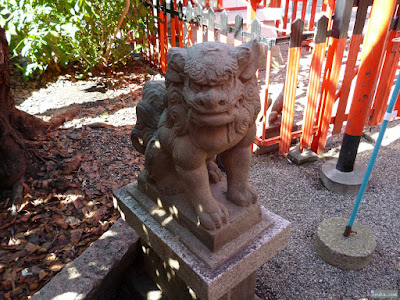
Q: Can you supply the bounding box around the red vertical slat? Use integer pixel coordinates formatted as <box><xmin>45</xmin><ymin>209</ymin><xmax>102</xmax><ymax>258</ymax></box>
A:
<box><xmin>279</xmin><ymin>19</ymin><xmax>304</xmax><ymax>155</ymax></box>
<box><xmin>187</xmin><ymin>24</ymin><xmax>194</xmax><ymax>46</ymax></box>
<box><xmin>300</xmin><ymin>16</ymin><xmax>329</xmax><ymax>150</ymax></box>
<box><xmin>332</xmin><ymin>0</ymin><xmax>370</xmax><ymax>134</ymax></box>
<box><xmin>369</xmin><ymin>30</ymin><xmax>400</xmax><ymax>126</ymax></box>
<box><xmin>283</xmin><ymin>0</ymin><xmax>290</xmax><ymax>31</ymax></box>
<box><xmin>395</xmin><ymin>89</ymin><xmax>400</xmax><ymax>116</ymax></box>
<box><xmin>309</xmin><ymin>0</ymin><xmax>318</xmax><ymax>30</ymax></box>
<box><xmin>292</xmin><ymin>0</ymin><xmax>298</xmax><ymax>20</ymax></box>
<box><xmin>344</xmin><ymin>0</ymin><xmax>396</xmax><ymax>137</ymax></box>
<box><xmin>331</xmin><ymin>35</ymin><xmax>363</xmax><ymax>135</ymax></box>
<box><xmin>159</xmin><ymin>0</ymin><xmax>167</xmax><ymax>72</ymax></box>
<box><xmin>310</xmin><ymin>0</ymin><xmax>353</xmax><ymax>153</ymax></box>
<box><xmin>301</xmin><ymin>0</ymin><xmax>307</xmax><ymax>22</ymax></box>
<box><xmin>311</xmin><ymin>38</ymin><xmax>347</xmax><ymax>153</ymax></box>
<box><xmin>171</xmin><ymin>0</ymin><xmax>177</xmax><ymax>47</ymax></box>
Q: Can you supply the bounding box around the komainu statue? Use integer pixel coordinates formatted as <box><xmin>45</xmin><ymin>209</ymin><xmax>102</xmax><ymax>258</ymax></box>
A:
<box><xmin>131</xmin><ymin>40</ymin><xmax>261</xmax><ymax>231</ymax></box>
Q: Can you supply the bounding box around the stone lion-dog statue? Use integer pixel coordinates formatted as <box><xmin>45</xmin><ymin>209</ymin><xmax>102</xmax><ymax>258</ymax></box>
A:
<box><xmin>131</xmin><ymin>40</ymin><xmax>261</xmax><ymax>230</ymax></box>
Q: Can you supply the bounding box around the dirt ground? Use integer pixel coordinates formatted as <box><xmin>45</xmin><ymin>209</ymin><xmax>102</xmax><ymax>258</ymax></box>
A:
<box><xmin>0</xmin><ymin>60</ymin><xmax>160</xmax><ymax>299</ymax></box>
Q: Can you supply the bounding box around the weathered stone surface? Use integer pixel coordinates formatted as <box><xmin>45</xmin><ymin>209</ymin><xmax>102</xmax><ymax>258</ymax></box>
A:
<box><xmin>287</xmin><ymin>147</ymin><xmax>319</xmax><ymax>165</ymax></box>
<box><xmin>130</xmin><ymin>40</ymin><xmax>262</xmax><ymax>232</ymax></box>
<box><xmin>314</xmin><ymin>217</ymin><xmax>376</xmax><ymax>270</ymax></box>
<box><xmin>119</xmin><ymin>182</ymin><xmax>273</xmax><ymax>268</ymax></box>
<box><xmin>114</xmin><ymin>184</ymin><xmax>290</xmax><ymax>300</ymax></box>
<box><xmin>32</xmin><ymin>219</ymin><xmax>139</xmax><ymax>300</ymax></box>
<box><xmin>320</xmin><ymin>159</ymin><xmax>368</xmax><ymax>196</ymax></box>
<box><xmin>136</xmin><ymin>171</ymin><xmax>267</xmax><ymax>252</ymax></box>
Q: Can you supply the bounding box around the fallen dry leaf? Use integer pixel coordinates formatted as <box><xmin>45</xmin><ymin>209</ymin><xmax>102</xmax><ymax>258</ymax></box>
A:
<box><xmin>54</xmin><ymin>218</ymin><xmax>69</xmax><ymax>229</ymax></box>
<box><xmin>70</xmin><ymin>229</ymin><xmax>83</xmax><ymax>245</ymax></box>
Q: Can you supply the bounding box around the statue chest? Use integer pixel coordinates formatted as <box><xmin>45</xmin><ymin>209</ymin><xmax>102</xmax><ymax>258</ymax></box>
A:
<box><xmin>189</xmin><ymin>124</ymin><xmax>244</xmax><ymax>154</ymax></box>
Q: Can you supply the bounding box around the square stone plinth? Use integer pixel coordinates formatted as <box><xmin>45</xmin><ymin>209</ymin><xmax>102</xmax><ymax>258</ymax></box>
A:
<box><xmin>136</xmin><ymin>171</ymin><xmax>266</xmax><ymax>253</ymax></box>
<box><xmin>114</xmin><ymin>183</ymin><xmax>290</xmax><ymax>300</ymax></box>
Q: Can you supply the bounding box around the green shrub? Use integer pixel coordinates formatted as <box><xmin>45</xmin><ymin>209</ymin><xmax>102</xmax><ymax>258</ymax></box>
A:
<box><xmin>0</xmin><ymin>0</ymin><xmax>154</xmax><ymax>80</ymax></box>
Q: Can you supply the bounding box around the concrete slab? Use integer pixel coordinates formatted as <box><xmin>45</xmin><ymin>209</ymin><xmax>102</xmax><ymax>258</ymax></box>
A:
<box><xmin>314</xmin><ymin>217</ymin><xmax>376</xmax><ymax>270</ymax></box>
<box><xmin>363</xmin><ymin>126</ymin><xmax>400</xmax><ymax>146</ymax></box>
<box><xmin>320</xmin><ymin>159</ymin><xmax>368</xmax><ymax>196</ymax></box>
<box><xmin>114</xmin><ymin>183</ymin><xmax>290</xmax><ymax>300</ymax></box>
<box><xmin>287</xmin><ymin>147</ymin><xmax>319</xmax><ymax>165</ymax></box>
<box><xmin>32</xmin><ymin>219</ymin><xmax>140</xmax><ymax>300</ymax></box>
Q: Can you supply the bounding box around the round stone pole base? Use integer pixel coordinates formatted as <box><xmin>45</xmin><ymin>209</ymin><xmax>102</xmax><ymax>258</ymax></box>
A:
<box><xmin>314</xmin><ymin>217</ymin><xmax>376</xmax><ymax>270</ymax></box>
<box><xmin>320</xmin><ymin>159</ymin><xmax>368</xmax><ymax>196</ymax></box>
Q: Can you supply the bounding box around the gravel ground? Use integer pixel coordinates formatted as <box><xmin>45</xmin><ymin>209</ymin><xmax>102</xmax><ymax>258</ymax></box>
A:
<box><xmin>251</xmin><ymin>120</ymin><xmax>400</xmax><ymax>300</ymax></box>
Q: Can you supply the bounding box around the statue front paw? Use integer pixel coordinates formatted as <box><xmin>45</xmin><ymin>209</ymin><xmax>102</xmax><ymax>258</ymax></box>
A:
<box><xmin>227</xmin><ymin>183</ymin><xmax>257</xmax><ymax>207</ymax></box>
<box><xmin>196</xmin><ymin>201</ymin><xmax>229</xmax><ymax>230</ymax></box>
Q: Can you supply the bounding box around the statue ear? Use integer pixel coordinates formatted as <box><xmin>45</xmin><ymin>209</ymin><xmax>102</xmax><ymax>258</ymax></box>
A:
<box><xmin>234</xmin><ymin>40</ymin><xmax>260</xmax><ymax>81</ymax></box>
<box><xmin>166</xmin><ymin>47</ymin><xmax>186</xmax><ymax>83</ymax></box>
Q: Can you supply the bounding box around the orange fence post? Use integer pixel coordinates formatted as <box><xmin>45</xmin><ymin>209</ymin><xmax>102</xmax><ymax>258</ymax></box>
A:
<box><xmin>332</xmin><ymin>0</ymin><xmax>370</xmax><ymax>135</ymax></box>
<box><xmin>158</xmin><ymin>0</ymin><xmax>168</xmax><ymax>72</ymax></box>
<box><xmin>301</xmin><ymin>0</ymin><xmax>307</xmax><ymax>23</ymax></box>
<box><xmin>300</xmin><ymin>16</ymin><xmax>329</xmax><ymax>150</ymax></box>
<box><xmin>336</xmin><ymin>0</ymin><xmax>396</xmax><ymax>172</ymax></box>
<box><xmin>177</xmin><ymin>1</ymin><xmax>184</xmax><ymax>47</ymax></box>
<box><xmin>279</xmin><ymin>19</ymin><xmax>304</xmax><ymax>155</ymax></box>
<box><xmin>395</xmin><ymin>91</ymin><xmax>400</xmax><ymax>116</ymax></box>
<box><xmin>171</xmin><ymin>0</ymin><xmax>177</xmax><ymax>47</ymax></box>
<box><xmin>308</xmin><ymin>0</ymin><xmax>319</xmax><ymax>30</ymax></box>
<box><xmin>369</xmin><ymin>16</ymin><xmax>400</xmax><ymax>126</ymax></box>
<box><xmin>292</xmin><ymin>0</ymin><xmax>298</xmax><ymax>20</ymax></box>
<box><xmin>186</xmin><ymin>2</ymin><xmax>194</xmax><ymax>47</ymax></box>
<box><xmin>283</xmin><ymin>0</ymin><xmax>290</xmax><ymax>32</ymax></box>
<box><xmin>311</xmin><ymin>0</ymin><xmax>353</xmax><ymax>154</ymax></box>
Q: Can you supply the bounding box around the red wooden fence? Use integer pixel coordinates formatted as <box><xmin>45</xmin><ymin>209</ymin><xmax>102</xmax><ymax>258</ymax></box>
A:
<box><xmin>133</xmin><ymin>0</ymin><xmax>400</xmax><ymax>155</ymax></box>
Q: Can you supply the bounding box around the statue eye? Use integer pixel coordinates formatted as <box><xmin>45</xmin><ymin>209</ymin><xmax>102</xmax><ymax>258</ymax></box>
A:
<box><xmin>190</xmin><ymin>81</ymin><xmax>203</xmax><ymax>92</ymax></box>
<box><xmin>222</xmin><ymin>80</ymin><xmax>233</xmax><ymax>91</ymax></box>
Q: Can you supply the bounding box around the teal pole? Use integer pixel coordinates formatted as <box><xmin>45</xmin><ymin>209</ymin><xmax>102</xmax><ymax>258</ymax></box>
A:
<box><xmin>343</xmin><ymin>68</ymin><xmax>400</xmax><ymax>237</ymax></box>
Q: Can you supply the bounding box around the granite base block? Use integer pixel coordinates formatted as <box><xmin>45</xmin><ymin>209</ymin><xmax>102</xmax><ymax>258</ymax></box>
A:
<box><xmin>32</xmin><ymin>219</ymin><xmax>140</xmax><ymax>300</ymax></box>
<box><xmin>114</xmin><ymin>183</ymin><xmax>290</xmax><ymax>300</ymax></box>
<box><xmin>320</xmin><ymin>159</ymin><xmax>368</xmax><ymax>196</ymax></box>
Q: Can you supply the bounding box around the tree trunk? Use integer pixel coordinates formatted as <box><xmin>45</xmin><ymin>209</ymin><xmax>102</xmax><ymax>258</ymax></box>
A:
<box><xmin>0</xmin><ymin>27</ymin><xmax>47</xmax><ymax>198</ymax></box>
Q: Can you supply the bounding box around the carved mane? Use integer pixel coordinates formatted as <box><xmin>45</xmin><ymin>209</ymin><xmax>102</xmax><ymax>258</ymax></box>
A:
<box><xmin>163</xmin><ymin>41</ymin><xmax>261</xmax><ymax>139</ymax></box>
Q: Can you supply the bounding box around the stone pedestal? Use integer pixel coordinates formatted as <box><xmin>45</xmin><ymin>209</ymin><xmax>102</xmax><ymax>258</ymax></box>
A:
<box><xmin>114</xmin><ymin>181</ymin><xmax>290</xmax><ymax>300</ymax></box>
<box><xmin>320</xmin><ymin>159</ymin><xmax>368</xmax><ymax>196</ymax></box>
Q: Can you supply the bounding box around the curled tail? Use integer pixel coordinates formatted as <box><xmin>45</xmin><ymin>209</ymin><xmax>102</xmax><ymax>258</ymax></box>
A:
<box><xmin>131</xmin><ymin>81</ymin><xmax>166</xmax><ymax>154</ymax></box>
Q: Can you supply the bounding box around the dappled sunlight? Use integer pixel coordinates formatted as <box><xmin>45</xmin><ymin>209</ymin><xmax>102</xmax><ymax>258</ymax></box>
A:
<box><xmin>66</xmin><ymin>267</ymin><xmax>81</xmax><ymax>280</ymax></box>
<box><xmin>99</xmin><ymin>229</ymin><xmax>118</xmax><ymax>239</ymax></box>
<box><xmin>147</xmin><ymin>290</ymin><xmax>163</xmax><ymax>300</ymax></box>
<box><xmin>188</xmin><ymin>287</ymin><xmax>197</xmax><ymax>299</ymax></box>
<box><xmin>156</xmin><ymin>197</ymin><xmax>163</xmax><ymax>208</ymax></box>
<box><xmin>53</xmin><ymin>292</ymin><xmax>80</xmax><ymax>300</ymax></box>
<box><xmin>322</xmin><ymin>122</ymin><xmax>400</xmax><ymax>159</ymax></box>
<box><xmin>169</xmin><ymin>205</ymin><xmax>179</xmax><ymax>218</ymax></box>
<box><xmin>16</xmin><ymin>80</ymin><xmax>109</xmax><ymax>115</ymax></box>
<box><xmin>150</xmin><ymin>207</ymin><xmax>167</xmax><ymax>217</ymax></box>
<box><xmin>168</xmin><ymin>258</ymin><xmax>180</xmax><ymax>270</ymax></box>
<box><xmin>62</xmin><ymin>106</ymin><xmax>137</xmax><ymax>128</ymax></box>
<box><xmin>161</xmin><ymin>216</ymin><xmax>173</xmax><ymax>227</ymax></box>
